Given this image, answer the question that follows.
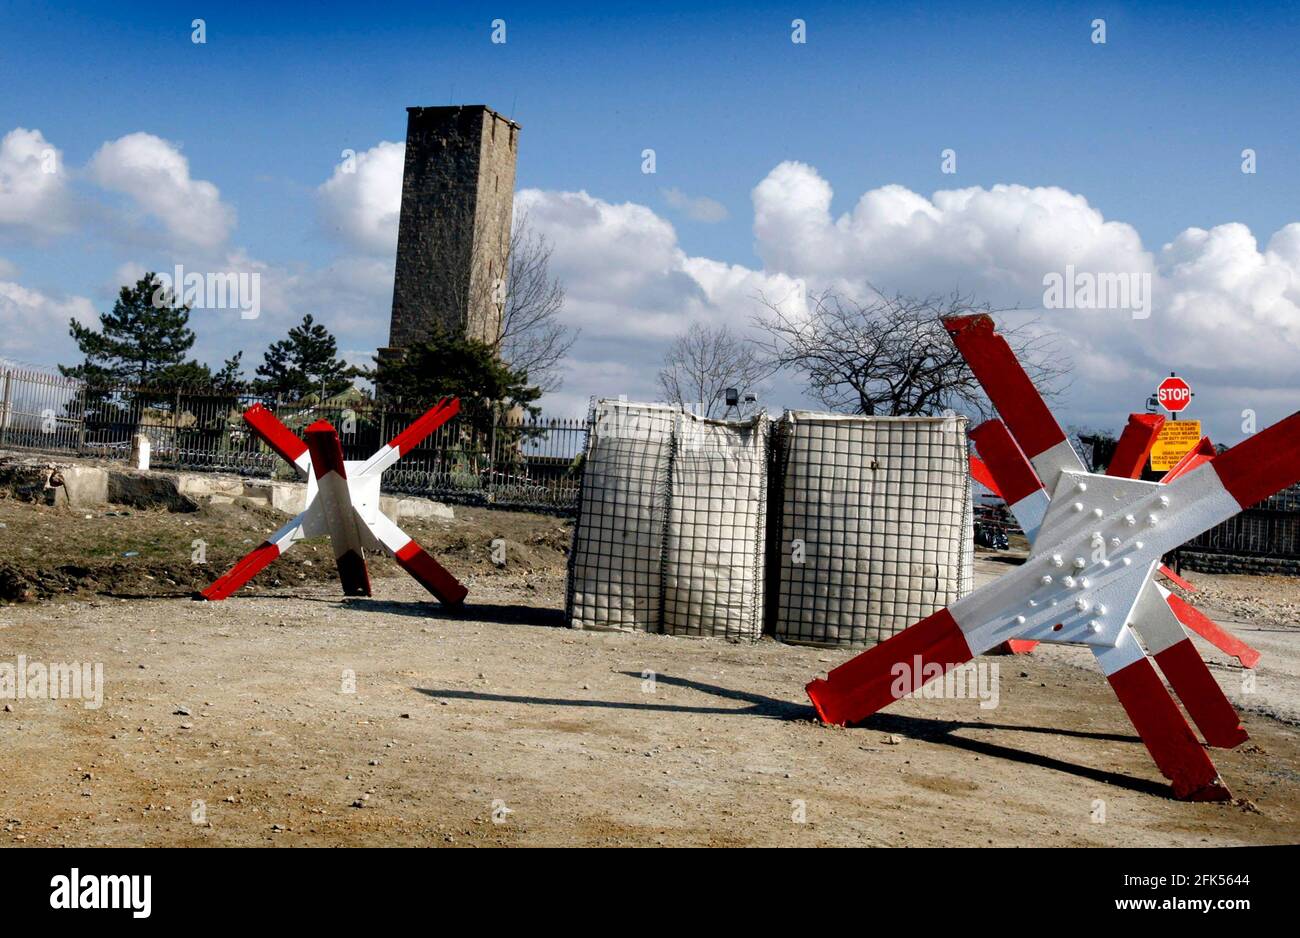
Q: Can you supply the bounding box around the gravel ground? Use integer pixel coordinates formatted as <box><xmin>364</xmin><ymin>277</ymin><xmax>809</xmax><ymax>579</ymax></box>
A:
<box><xmin>0</xmin><ymin>500</ymin><xmax>1297</xmax><ymax>846</ymax></box>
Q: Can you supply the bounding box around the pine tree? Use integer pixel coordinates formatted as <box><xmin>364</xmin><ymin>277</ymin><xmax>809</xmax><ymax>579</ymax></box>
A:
<box><xmin>60</xmin><ymin>273</ymin><xmax>208</xmax><ymax>388</ymax></box>
<box><xmin>213</xmin><ymin>351</ymin><xmax>245</xmax><ymax>391</ymax></box>
<box><xmin>370</xmin><ymin>327</ymin><xmax>544</xmax><ymax>476</ymax></box>
<box><xmin>372</xmin><ymin>326</ymin><xmax>542</xmax><ymax>418</ymax></box>
<box><xmin>254</xmin><ymin>314</ymin><xmax>355</xmax><ymax>401</ymax></box>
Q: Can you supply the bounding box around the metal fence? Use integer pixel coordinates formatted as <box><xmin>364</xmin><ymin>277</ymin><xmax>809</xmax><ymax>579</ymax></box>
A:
<box><xmin>1186</xmin><ymin>486</ymin><xmax>1300</xmax><ymax>559</ymax></box>
<box><xmin>0</xmin><ymin>365</ymin><xmax>588</xmax><ymax>512</ymax></box>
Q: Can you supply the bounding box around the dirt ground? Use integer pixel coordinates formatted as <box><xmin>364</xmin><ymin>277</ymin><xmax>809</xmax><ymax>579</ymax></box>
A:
<box><xmin>1</xmin><ymin>498</ymin><xmax>1298</xmax><ymax>847</ymax></box>
<box><xmin>0</xmin><ymin>498</ymin><xmax>571</xmax><ymax>602</ymax></box>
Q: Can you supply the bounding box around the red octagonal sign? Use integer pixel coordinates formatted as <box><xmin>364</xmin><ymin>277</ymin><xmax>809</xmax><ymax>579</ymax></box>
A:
<box><xmin>1157</xmin><ymin>375</ymin><xmax>1192</xmax><ymax>413</ymax></box>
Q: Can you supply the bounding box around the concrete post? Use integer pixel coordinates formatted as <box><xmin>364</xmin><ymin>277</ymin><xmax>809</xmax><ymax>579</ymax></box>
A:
<box><xmin>130</xmin><ymin>433</ymin><xmax>151</xmax><ymax>470</ymax></box>
<box><xmin>0</xmin><ymin>370</ymin><xmax>12</xmax><ymax>445</ymax></box>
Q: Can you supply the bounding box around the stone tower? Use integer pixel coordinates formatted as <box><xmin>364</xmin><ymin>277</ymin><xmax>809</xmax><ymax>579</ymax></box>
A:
<box><xmin>383</xmin><ymin>105</ymin><xmax>520</xmax><ymax>354</ymax></box>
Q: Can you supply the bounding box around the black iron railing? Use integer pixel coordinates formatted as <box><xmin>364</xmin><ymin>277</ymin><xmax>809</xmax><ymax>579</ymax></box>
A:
<box><xmin>0</xmin><ymin>366</ymin><xmax>587</xmax><ymax>512</ymax></box>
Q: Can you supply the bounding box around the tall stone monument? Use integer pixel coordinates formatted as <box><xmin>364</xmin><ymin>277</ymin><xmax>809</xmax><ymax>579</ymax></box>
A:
<box><xmin>382</xmin><ymin>105</ymin><xmax>520</xmax><ymax>361</ymax></box>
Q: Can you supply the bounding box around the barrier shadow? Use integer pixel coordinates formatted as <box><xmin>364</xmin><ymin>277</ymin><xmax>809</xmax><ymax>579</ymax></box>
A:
<box><xmin>348</xmin><ymin>598</ymin><xmax>566</xmax><ymax>629</ymax></box>
<box><xmin>862</xmin><ymin>712</ymin><xmax>1168</xmax><ymax>797</ymax></box>
<box><xmin>416</xmin><ymin>669</ymin><xmax>1170</xmax><ymax>797</ymax></box>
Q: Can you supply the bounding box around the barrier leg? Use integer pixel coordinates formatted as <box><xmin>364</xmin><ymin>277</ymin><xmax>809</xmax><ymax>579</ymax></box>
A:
<box><xmin>807</xmin><ymin>609</ymin><xmax>974</xmax><ymax>726</ymax></box>
<box><xmin>199</xmin><ymin>513</ymin><xmax>305</xmax><ymax>600</ymax></box>
<box><xmin>1166</xmin><ymin>593</ymin><xmax>1261</xmax><ymax>669</ymax></box>
<box><xmin>367</xmin><ymin>510</ymin><xmax>468</xmax><ymax>606</ymax></box>
<box><xmin>305</xmin><ymin>421</ymin><xmax>372</xmax><ymax>597</ymax></box>
<box><xmin>1100</xmin><ymin>638</ymin><xmax>1231</xmax><ymax>801</ymax></box>
<box><xmin>1132</xmin><ymin>580</ymin><xmax>1248</xmax><ymax>748</ymax></box>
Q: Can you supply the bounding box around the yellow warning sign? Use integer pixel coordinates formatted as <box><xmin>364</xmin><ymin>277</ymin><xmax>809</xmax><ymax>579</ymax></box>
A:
<box><xmin>1150</xmin><ymin>420</ymin><xmax>1202</xmax><ymax>472</ymax></box>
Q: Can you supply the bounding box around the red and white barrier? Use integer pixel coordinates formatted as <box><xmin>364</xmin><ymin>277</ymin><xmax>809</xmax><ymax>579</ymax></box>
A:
<box><xmin>808</xmin><ymin>314</ymin><xmax>1297</xmax><ymax>800</ymax></box>
<box><xmin>199</xmin><ymin>401</ymin><xmax>467</xmax><ymax>606</ymax></box>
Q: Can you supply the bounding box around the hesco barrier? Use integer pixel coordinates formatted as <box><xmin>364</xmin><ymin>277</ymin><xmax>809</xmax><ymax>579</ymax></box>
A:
<box><xmin>768</xmin><ymin>412</ymin><xmax>973</xmax><ymax>647</ymax></box>
<box><xmin>566</xmin><ymin>401</ymin><xmax>769</xmax><ymax>640</ymax></box>
<box><xmin>566</xmin><ymin>401</ymin><xmax>973</xmax><ymax>646</ymax></box>
<box><xmin>664</xmin><ymin>412</ymin><xmax>770</xmax><ymax>638</ymax></box>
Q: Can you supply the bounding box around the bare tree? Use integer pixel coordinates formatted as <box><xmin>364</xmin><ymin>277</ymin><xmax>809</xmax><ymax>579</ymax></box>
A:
<box><xmin>407</xmin><ymin>194</ymin><xmax>576</xmax><ymax>394</ymax></box>
<box><xmin>490</xmin><ymin>214</ymin><xmax>575</xmax><ymax>393</ymax></box>
<box><xmin>658</xmin><ymin>323</ymin><xmax>772</xmax><ymax>418</ymax></box>
<box><xmin>755</xmin><ymin>287</ymin><xmax>1068</xmax><ymax>418</ymax></box>
<box><xmin>1070</xmin><ymin>426</ymin><xmax>1119</xmax><ymax>472</ymax></box>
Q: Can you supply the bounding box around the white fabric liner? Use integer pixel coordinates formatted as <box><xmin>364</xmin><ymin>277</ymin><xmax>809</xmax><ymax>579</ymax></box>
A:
<box><xmin>567</xmin><ymin>400</ymin><xmax>768</xmax><ymax>640</ymax></box>
<box><xmin>567</xmin><ymin>403</ymin><xmax>973</xmax><ymax>648</ymax></box>
<box><xmin>772</xmin><ymin>412</ymin><xmax>973</xmax><ymax>647</ymax></box>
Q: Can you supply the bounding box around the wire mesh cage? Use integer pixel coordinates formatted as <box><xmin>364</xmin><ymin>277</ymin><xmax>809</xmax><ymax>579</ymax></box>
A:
<box><xmin>768</xmin><ymin>411</ymin><xmax>973</xmax><ymax>647</ymax></box>
<box><xmin>566</xmin><ymin>400</ymin><xmax>769</xmax><ymax>640</ymax></box>
<box><xmin>663</xmin><ymin>411</ymin><xmax>768</xmax><ymax>639</ymax></box>
<box><xmin>566</xmin><ymin>401</ymin><xmax>675</xmax><ymax>632</ymax></box>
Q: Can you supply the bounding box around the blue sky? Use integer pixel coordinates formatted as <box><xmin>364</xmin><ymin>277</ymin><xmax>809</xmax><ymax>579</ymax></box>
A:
<box><xmin>2</xmin><ymin>1</ymin><xmax>1299</xmax><ymax>437</ymax></box>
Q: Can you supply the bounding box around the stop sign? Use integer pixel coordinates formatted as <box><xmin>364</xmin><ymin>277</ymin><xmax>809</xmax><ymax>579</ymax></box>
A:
<box><xmin>1157</xmin><ymin>375</ymin><xmax>1192</xmax><ymax>413</ymax></box>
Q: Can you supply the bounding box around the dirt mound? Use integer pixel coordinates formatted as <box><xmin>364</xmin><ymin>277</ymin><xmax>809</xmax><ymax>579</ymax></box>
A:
<box><xmin>0</xmin><ymin>498</ymin><xmax>572</xmax><ymax>603</ymax></box>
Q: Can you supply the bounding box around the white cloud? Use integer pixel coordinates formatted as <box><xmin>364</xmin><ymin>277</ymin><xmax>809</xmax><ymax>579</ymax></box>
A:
<box><xmin>109</xmin><ymin>261</ymin><xmax>148</xmax><ymax>293</ymax></box>
<box><xmin>88</xmin><ymin>133</ymin><xmax>235</xmax><ymax>250</ymax></box>
<box><xmin>260</xmin><ymin>253</ymin><xmax>394</xmax><ymax>338</ymax></box>
<box><xmin>6</xmin><ymin>124</ymin><xmax>1300</xmax><ymax>441</ymax></box>
<box><xmin>748</xmin><ymin>162</ymin><xmax>1300</xmax><ymax>437</ymax></box>
<box><xmin>662</xmin><ymin>187</ymin><xmax>728</xmax><ymax>223</ymax></box>
<box><xmin>0</xmin><ymin>280</ymin><xmax>96</xmax><ymax>358</ymax></box>
<box><xmin>517</xmin><ymin>187</ymin><xmax>801</xmax><ymax>407</ymax></box>
<box><xmin>752</xmin><ymin>162</ymin><xmax>1153</xmax><ymax>303</ymax></box>
<box><xmin>0</xmin><ymin>128</ymin><xmax>76</xmax><ymax>238</ymax></box>
<box><xmin>449</xmin><ymin>161</ymin><xmax>1300</xmax><ymax>433</ymax></box>
<box><xmin>144</xmin><ymin>249</ymin><xmax>397</xmax><ymax>375</ymax></box>
<box><xmin>316</xmin><ymin>141</ymin><xmax>405</xmax><ymax>255</ymax></box>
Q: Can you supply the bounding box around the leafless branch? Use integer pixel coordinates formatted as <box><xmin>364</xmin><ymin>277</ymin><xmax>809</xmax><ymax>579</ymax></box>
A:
<box><xmin>753</xmin><ymin>286</ymin><xmax>1070</xmax><ymax>420</ymax></box>
<box><xmin>657</xmin><ymin>322</ymin><xmax>773</xmax><ymax>418</ymax></box>
<box><xmin>491</xmin><ymin>211</ymin><xmax>576</xmax><ymax>393</ymax></box>
<box><xmin>414</xmin><ymin>197</ymin><xmax>576</xmax><ymax>394</ymax></box>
